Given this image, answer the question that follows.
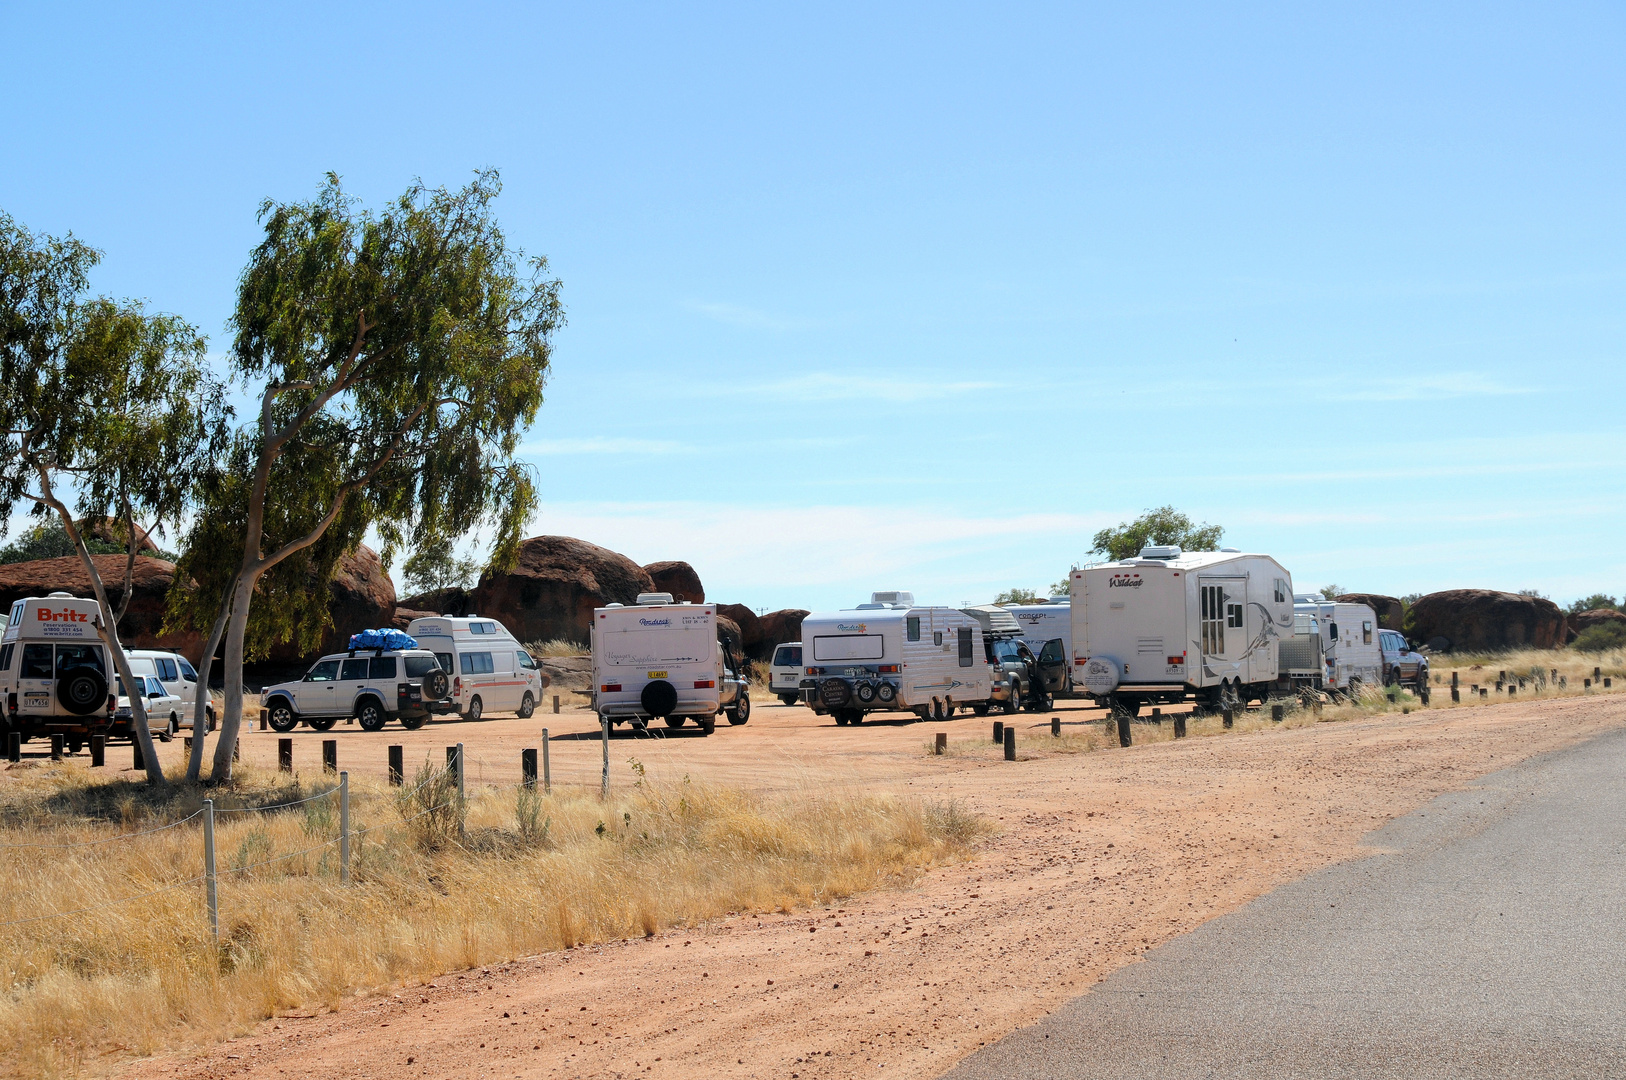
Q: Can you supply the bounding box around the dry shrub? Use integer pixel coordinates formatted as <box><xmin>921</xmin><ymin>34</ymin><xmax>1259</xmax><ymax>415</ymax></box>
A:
<box><xmin>0</xmin><ymin>761</ymin><xmax>981</xmax><ymax>1079</ymax></box>
<box><xmin>525</xmin><ymin>638</ymin><xmax>585</xmax><ymax>658</ymax></box>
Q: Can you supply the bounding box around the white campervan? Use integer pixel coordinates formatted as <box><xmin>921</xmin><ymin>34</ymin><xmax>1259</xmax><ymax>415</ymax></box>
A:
<box><xmin>0</xmin><ymin>594</ymin><xmax>113</xmax><ymax>749</ymax></box>
<box><xmin>126</xmin><ymin>649</ymin><xmax>213</xmax><ymax>732</ymax></box>
<box><xmin>1292</xmin><ymin>596</ymin><xmax>1382</xmax><ymax>697</ymax></box>
<box><xmin>798</xmin><ymin>592</ymin><xmax>992</xmax><ymax>725</ymax></box>
<box><xmin>1070</xmin><ymin>546</ymin><xmax>1294</xmax><ymax>714</ymax></box>
<box><xmin>405</xmin><ymin>615</ymin><xmax>546</xmax><ymax>720</ymax></box>
<box><xmin>1005</xmin><ymin>600</ymin><xmax>1073</xmax><ymax>693</ymax></box>
<box><xmin>591</xmin><ymin>595</ymin><xmax>742</xmax><ymax>733</ymax></box>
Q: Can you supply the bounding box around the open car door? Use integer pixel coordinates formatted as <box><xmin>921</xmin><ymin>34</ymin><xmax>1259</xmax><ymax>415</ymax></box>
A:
<box><xmin>1036</xmin><ymin>638</ymin><xmax>1068</xmax><ymax>693</ymax></box>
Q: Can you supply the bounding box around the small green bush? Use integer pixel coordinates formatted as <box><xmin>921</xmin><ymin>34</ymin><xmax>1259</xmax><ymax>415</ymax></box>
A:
<box><xmin>1573</xmin><ymin>622</ymin><xmax>1626</xmax><ymax>653</ymax></box>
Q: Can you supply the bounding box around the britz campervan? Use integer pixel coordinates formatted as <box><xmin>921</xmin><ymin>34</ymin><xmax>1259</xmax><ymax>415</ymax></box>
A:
<box><xmin>1004</xmin><ymin>600</ymin><xmax>1073</xmax><ymax>693</ymax></box>
<box><xmin>0</xmin><ymin>594</ymin><xmax>114</xmax><ymax>748</ymax></box>
<box><xmin>591</xmin><ymin>595</ymin><xmax>730</xmax><ymax>733</ymax></box>
<box><xmin>798</xmin><ymin>592</ymin><xmax>992</xmax><ymax>724</ymax></box>
<box><xmin>1070</xmin><ymin>547</ymin><xmax>1294</xmax><ymax>714</ymax></box>
<box><xmin>406</xmin><ymin>614</ymin><xmax>545</xmax><ymax>720</ymax></box>
<box><xmin>1290</xmin><ymin>595</ymin><xmax>1381</xmax><ymax>697</ymax></box>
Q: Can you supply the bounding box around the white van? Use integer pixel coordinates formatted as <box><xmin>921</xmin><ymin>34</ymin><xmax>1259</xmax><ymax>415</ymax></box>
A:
<box><xmin>406</xmin><ymin>615</ymin><xmax>547</xmax><ymax>720</ymax></box>
<box><xmin>0</xmin><ymin>594</ymin><xmax>113</xmax><ymax>749</ymax></box>
<box><xmin>125</xmin><ymin>649</ymin><xmax>214</xmax><ymax>732</ymax></box>
<box><xmin>769</xmin><ymin>642</ymin><xmax>803</xmax><ymax>704</ymax></box>
<box><xmin>798</xmin><ymin>592</ymin><xmax>992</xmax><ymax>724</ymax></box>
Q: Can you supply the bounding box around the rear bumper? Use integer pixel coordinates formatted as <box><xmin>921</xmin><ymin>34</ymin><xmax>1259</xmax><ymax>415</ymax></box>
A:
<box><xmin>599</xmin><ymin>697</ymin><xmax>720</xmax><ymax>721</ymax></box>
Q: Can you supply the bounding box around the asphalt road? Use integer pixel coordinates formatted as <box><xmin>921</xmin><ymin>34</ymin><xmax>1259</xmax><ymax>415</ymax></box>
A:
<box><xmin>944</xmin><ymin>725</ymin><xmax>1626</xmax><ymax>1079</ymax></box>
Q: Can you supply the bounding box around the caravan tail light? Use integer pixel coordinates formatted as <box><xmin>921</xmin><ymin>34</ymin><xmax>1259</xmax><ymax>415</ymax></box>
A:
<box><xmin>693</xmin><ymin>679</ymin><xmax>715</xmax><ymax>689</ymax></box>
<box><xmin>601</xmin><ymin>683</ymin><xmax>622</xmax><ymax>693</ymax></box>
<box><xmin>1167</xmin><ymin>657</ymin><xmax>1183</xmax><ymax>666</ymax></box>
<box><xmin>878</xmin><ymin>664</ymin><xmax>900</xmax><ymax>674</ymax></box>
<box><xmin>806</xmin><ymin>666</ymin><xmax>825</xmax><ymax>676</ymax></box>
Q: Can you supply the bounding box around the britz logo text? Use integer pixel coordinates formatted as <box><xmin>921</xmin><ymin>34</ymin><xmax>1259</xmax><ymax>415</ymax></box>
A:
<box><xmin>1107</xmin><ymin>577</ymin><xmax>1143</xmax><ymax>589</ymax></box>
<box><xmin>638</xmin><ymin>617</ymin><xmax>671</xmax><ymax>627</ymax></box>
<box><xmin>38</xmin><ymin>608</ymin><xmax>89</xmax><ymax>622</ymax></box>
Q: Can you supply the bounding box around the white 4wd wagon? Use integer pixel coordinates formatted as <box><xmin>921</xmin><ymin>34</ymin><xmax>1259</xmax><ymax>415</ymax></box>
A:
<box><xmin>259</xmin><ymin>646</ymin><xmax>450</xmax><ymax>733</ymax></box>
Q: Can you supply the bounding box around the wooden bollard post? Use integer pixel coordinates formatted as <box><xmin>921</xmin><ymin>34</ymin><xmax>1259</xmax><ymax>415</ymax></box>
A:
<box><xmin>1584</xmin><ymin>678</ymin><xmax>1592</xmax><ymax>689</ymax></box>
<box><xmin>1606</xmin><ymin>678</ymin><xmax>1614</xmax><ymax>689</ymax></box>
<box><xmin>992</xmin><ymin>721</ymin><xmax>1004</xmax><ymax>744</ymax></box>
<box><xmin>1116</xmin><ymin>712</ymin><xmax>1132</xmax><ymax>748</ymax></box>
<box><xmin>90</xmin><ymin>734</ymin><xmax>105</xmax><ymax>767</ymax></box>
<box><xmin>1271</xmin><ymin>704</ymin><xmax>1284</xmax><ymax>723</ymax></box>
<box><xmin>1222</xmin><ymin>708</ymin><xmax>1234</xmax><ymax>729</ymax></box>
<box><xmin>1451</xmin><ymin>671</ymin><xmax>1459</xmax><ymax>689</ymax></box>
<box><xmin>388</xmin><ymin>744</ymin><xmax>404</xmax><ymax>786</ymax></box>
<box><xmin>1051</xmin><ymin>715</ymin><xmax>1060</xmax><ymax>737</ymax></box>
<box><xmin>50</xmin><ymin>734</ymin><xmax>63</xmax><ymax>760</ymax></box>
<box><xmin>322</xmin><ymin>739</ymin><xmax>337</xmax><ymax>773</ymax></box>
<box><xmin>1518</xmin><ymin>677</ymin><xmax>1526</xmax><ymax>689</ymax></box>
<box><xmin>1595</xmin><ymin>666</ymin><xmax>1603</xmax><ymax>681</ymax></box>
<box><xmin>1150</xmin><ymin>707</ymin><xmax>1161</xmax><ymax>725</ymax></box>
<box><xmin>7</xmin><ymin>731</ymin><xmax>19</xmax><ymax>763</ymax></box>
<box><xmin>1509</xmin><ymin>685</ymin><xmax>1518</xmax><ymax>696</ymax></box>
<box><xmin>553</xmin><ymin>695</ymin><xmax>560</xmax><ymax>715</ymax></box>
<box><xmin>1479</xmin><ymin>687</ymin><xmax>1487</xmax><ymax>699</ymax></box>
<box><xmin>1499</xmin><ymin>669</ymin><xmax>1507</xmax><ymax>682</ymax></box>
<box><xmin>278</xmin><ymin>737</ymin><xmax>292</xmax><ymax>773</ymax></box>
<box><xmin>934</xmin><ymin>732</ymin><xmax>947</xmax><ymax>755</ymax></box>
<box><xmin>1173</xmin><ymin>714</ymin><xmax>1186</xmax><ymax>738</ymax></box>
<box><xmin>523</xmin><ymin>747</ymin><xmax>538</xmax><ymax>786</ymax></box>
<box><xmin>1003</xmin><ymin>726</ymin><xmax>1016</xmax><ymax>761</ymax></box>
<box><xmin>1451</xmin><ymin>688</ymin><xmax>1460</xmax><ymax>703</ymax></box>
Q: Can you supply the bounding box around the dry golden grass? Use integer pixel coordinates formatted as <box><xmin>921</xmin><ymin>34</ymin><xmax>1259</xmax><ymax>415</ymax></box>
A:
<box><xmin>1430</xmin><ymin>645</ymin><xmax>1626</xmax><ymax>691</ymax></box>
<box><xmin>526</xmin><ymin>638</ymin><xmax>587</xmax><ymax>658</ymax></box>
<box><xmin>0</xmin><ymin>759</ymin><xmax>983</xmax><ymax>1080</ymax></box>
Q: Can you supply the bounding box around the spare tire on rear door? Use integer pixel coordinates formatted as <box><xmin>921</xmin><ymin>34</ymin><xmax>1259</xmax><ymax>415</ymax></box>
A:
<box><xmin>422</xmin><ymin>670</ymin><xmax>450</xmax><ymax>700</ymax></box>
<box><xmin>58</xmin><ymin>666</ymin><xmax>107</xmax><ymax>716</ymax></box>
<box><xmin>819</xmin><ymin>678</ymin><xmax>852</xmax><ymax>710</ymax></box>
<box><xmin>641</xmin><ymin>679</ymin><xmax>679</xmax><ymax>718</ymax></box>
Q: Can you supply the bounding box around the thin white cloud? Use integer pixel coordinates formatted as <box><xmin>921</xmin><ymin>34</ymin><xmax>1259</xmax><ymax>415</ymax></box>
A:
<box><xmin>1339</xmin><ymin>372</ymin><xmax>1534</xmax><ymax>402</ymax></box>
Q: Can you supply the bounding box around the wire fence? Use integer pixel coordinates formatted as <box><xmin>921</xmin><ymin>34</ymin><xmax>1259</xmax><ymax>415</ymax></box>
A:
<box><xmin>1</xmin><ymin>738</ymin><xmax>567</xmax><ymax>939</ymax></box>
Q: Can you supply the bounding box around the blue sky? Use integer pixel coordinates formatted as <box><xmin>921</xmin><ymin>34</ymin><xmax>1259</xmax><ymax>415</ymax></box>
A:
<box><xmin>3</xmin><ymin>3</ymin><xmax>1622</xmax><ymax>613</ymax></box>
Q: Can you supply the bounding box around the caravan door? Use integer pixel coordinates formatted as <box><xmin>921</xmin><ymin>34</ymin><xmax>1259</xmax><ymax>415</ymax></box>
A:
<box><xmin>1198</xmin><ymin>578</ymin><xmax>1247</xmax><ymax>669</ymax></box>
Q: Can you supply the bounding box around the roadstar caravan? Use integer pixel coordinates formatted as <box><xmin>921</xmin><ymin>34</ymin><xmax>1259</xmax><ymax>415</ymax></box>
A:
<box><xmin>1070</xmin><ymin>546</ymin><xmax>1294</xmax><ymax>713</ymax></box>
<box><xmin>798</xmin><ymin>592</ymin><xmax>992</xmax><ymax>724</ymax></box>
<box><xmin>590</xmin><ymin>595</ymin><xmax>749</xmax><ymax>734</ymax></box>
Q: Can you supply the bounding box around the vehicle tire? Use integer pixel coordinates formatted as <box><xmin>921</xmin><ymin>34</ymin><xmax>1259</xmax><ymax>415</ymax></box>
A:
<box><xmin>205</xmin><ymin>707</ymin><xmax>217</xmax><ymax>733</ymax></box>
<box><xmin>169</xmin><ymin>714</ymin><xmax>180</xmax><ymax>736</ymax></box>
<box><xmin>399</xmin><ymin>714</ymin><xmax>428</xmax><ymax>730</ymax></box>
<box><xmin>1003</xmin><ymin>686</ymin><xmax>1021</xmax><ymax>715</ymax></box>
<box><xmin>356</xmin><ymin>699</ymin><xmax>388</xmax><ymax>732</ymax></box>
<box><xmin>422</xmin><ymin>671</ymin><xmax>451</xmax><ymax>701</ymax></box>
<box><xmin>1385</xmin><ymin>665</ymin><xmax>1400</xmax><ymax>687</ymax></box>
<box><xmin>466</xmin><ymin>696</ymin><xmax>483</xmax><ymax>722</ymax></box>
<box><xmin>266</xmin><ymin>700</ymin><xmax>299</xmax><ymax>733</ymax></box>
<box><xmin>307</xmin><ymin>716</ymin><xmax>337</xmax><ymax>732</ymax></box>
<box><xmin>1113</xmin><ymin>695</ymin><xmax>1142</xmax><ymax>717</ymax></box>
<box><xmin>1414</xmin><ymin>667</ymin><xmax>1429</xmax><ymax>691</ymax></box>
<box><xmin>57</xmin><ymin>666</ymin><xmax>107</xmax><ymax>716</ymax></box>
<box><xmin>727</xmin><ymin>691</ymin><xmax>751</xmax><ymax>725</ymax></box>
<box><xmin>847</xmin><ymin>708</ymin><xmax>865</xmax><ymax>725</ymax></box>
<box><xmin>833</xmin><ymin>710</ymin><xmax>850</xmax><ymax>726</ymax></box>
<box><xmin>876</xmin><ymin>682</ymin><xmax>897</xmax><ymax>704</ymax></box>
<box><xmin>698</xmin><ymin>716</ymin><xmax>716</xmax><ymax>735</ymax></box>
<box><xmin>517</xmin><ymin>692</ymin><xmax>535</xmax><ymax>719</ymax></box>
<box><xmin>665</xmin><ymin>715</ymin><xmax>687</xmax><ymax>729</ymax></box>
<box><xmin>972</xmin><ymin>701</ymin><xmax>991</xmax><ymax>717</ymax></box>
<box><xmin>1036</xmin><ymin>691</ymin><xmax>1053</xmax><ymax>713</ymax></box>
<box><xmin>818</xmin><ymin>678</ymin><xmax>853</xmax><ymax>711</ymax></box>
<box><xmin>779</xmin><ymin>694</ymin><xmax>799</xmax><ymax>706</ymax></box>
<box><xmin>67</xmin><ymin>737</ymin><xmax>83</xmax><ymax>754</ymax></box>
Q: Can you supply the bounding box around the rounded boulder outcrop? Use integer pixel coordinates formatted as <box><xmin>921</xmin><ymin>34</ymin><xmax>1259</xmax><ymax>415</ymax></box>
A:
<box><xmin>644</xmin><ymin>561</ymin><xmax>704</xmax><ymax>604</ymax></box>
<box><xmin>753</xmin><ymin>609</ymin><xmax>809</xmax><ymax>660</ymax></box>
<box><xmin>266</xmin><ymin>545</ymin><xmax>398</xmax><ymax>661</ymax></box>
<box><xmin>1406</xmin><ymin>590</ymin><xmax>1566</xmax><ymax>652</ymax></box>
<box><xmin>470</xmin><ymin>536</ymin><xmax>655</xmax><ymax>645</ymax></box>
<box><xmin>716</xmin><ymin>604</ymin><xmax>761</xmax><ymax>654</ymax></box>
<box><xmin>0</xmin><ymin>555</ymin><xmax>201</xmax><ymax>659</ymax></box>
<box><xmin>400</xmin><ymin>586</ymin><xmax>471</xmax><ymax>619</ymax></box>
<box><xmin>1336</xmin><ymin>593</ymin><xmax>1405</xmax><ymax>631</ymax></box>
<box><xmin>1567</xmin><ymin>607</ymin><xmax>1626</xmax><ymax>643</ymax></box>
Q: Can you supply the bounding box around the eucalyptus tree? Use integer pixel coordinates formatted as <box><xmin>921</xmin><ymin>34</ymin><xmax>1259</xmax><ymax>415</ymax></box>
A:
<box><xmin>0</xmin><ymin>213</ymin><xmax>229</xmax><ymax>783</ymax></box>
<box><xmin>171</xmin><ymin>171</ymin><xmax>561</xmax><ymax>778</ymax></box>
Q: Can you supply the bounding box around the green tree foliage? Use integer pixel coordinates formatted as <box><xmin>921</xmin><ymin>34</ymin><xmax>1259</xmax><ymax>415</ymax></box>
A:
<box><xmin>1090</xmin><ymin>506</ymin><xmax>1224</xmax><ymax>562</ymax></box>
<box><xmin>1573</xmin><ymin>621</ymin><xmax>1626</xmax><ymax>653</ymax></box>
<box><xmin>994</xmin><ymin>587</ymin><xmax>1041</xmax><ymax>605</ymax></box>
<box><xmin>1049</xmin><ymin>577</ymin><xmax>1070</xmax><ymax>597</ymax></box>
<box><xmin>168</xmin><ymin>172</ymin><xmax>563</xmax><ymax>778</ymax></box>
<box><xmin>1569</xmin><ymin>593</ymin><xmax>1618</xmax><ymax>614</ymax></box>
<box><xmin>402</xmin><ymin>535</ymin><xmax>482</xmax><ymax>595</ymax></box>
<box><xmin>0</xmin><ymin>212</ymin><xmax>229</xmax><ymax>783</ymax></box>
<box><xmin>0</xmin><ymin>519</ymin><xmax>125</xmax><ymax>563</ymax></box>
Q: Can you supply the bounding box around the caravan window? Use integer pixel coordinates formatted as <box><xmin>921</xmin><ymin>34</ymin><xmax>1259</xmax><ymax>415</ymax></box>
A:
<box><xmin>1274</xmin><ymin>579</ymin><xmax>1287</xmax><ymax>604</ymax></box>
<box><xmin>1363</xmin><ymin>621</ymin><xmax>1373</xmax><ymax>644</ymax></box>
<box><xmin>906</xmin><ymin>617</ymin><xmax>920</xmax><ymax>642</ymax></box>
<box><xmin>1199</xmin><ymin>585</ymin><xmax>1225</xmax><ymax>655</ymax></box>
<box><xmin>812</xmin><ymin>635</ymin><xmax>884</xmax><ymax>662</ymax></box>
<box><xmin>958</xmin><ymin>627</ymin><xmax>973</xmax><ymax>666</ymax></box>
<box><xmin>1328</xmin><ymin>622</ymin><xmax>1339</xmax><ymax>640</ymax></box>
<box><xmin>460</xmin><ymin>652</ymin><xmax>495</xmax><ymax>675</ymax></box>
<box><xmin>1226</xmin><ymin>603</ymin><xmax>1244</xmax><ymax>629</ymax></box>
<box><xmin>933</xmin><ymin>631</ymin><xmax>943</xmax><ymax>646</ymax></box>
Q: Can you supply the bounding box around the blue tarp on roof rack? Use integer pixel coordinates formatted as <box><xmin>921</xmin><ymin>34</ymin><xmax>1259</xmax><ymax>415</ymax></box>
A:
<box><xmin>348</xmin><ymin>628</ymin><xmax>418</xmax><ymax>651</ymax></box>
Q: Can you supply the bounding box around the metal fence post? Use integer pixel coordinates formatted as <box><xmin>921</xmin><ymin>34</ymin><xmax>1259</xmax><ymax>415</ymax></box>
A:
<box><xmin>542</xmin><ymin>728</ymin><xmax>551</xmax><ymax>793</ymax></box>
<box><xmin>203</xmin><ymin>798</ymin><xmax>218</xmax><ymax>943</ymax></box>
<box><xmin>339</xmin><ymin>771</ymin><xmax>350</xmax><ymax>885</ymax></box>
<box><xmin>600</xmin><ymin>715</ymin><xmax>610</xmax><ymax>799</ymax></box>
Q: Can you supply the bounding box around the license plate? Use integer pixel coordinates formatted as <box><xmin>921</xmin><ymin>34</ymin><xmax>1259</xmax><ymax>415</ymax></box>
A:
<box><xmin>647</xmin><ymin>671</ymin><xmax>667</xmax><ymax>679</ymax></box>
<box><xmin>25</xmin><ymin>695</ymin><xmax>48</xmax><ymax>707</ymax></box>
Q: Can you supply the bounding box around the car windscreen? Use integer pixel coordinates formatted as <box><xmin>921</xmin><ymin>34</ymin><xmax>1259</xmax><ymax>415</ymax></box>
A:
<box><xmin>773</xmin><ymin>645</ymin><xmax>802</xmax><ymax>666</ymax></box>
<box><xmin>403</xmin><ymin>655</ymin><xmax>441</xmax><ymax>678</ymax></box>
<box><xmin>992</xmin><ymin>640</ymin><xmax>1024</xmax><ymax>664</ymax></box>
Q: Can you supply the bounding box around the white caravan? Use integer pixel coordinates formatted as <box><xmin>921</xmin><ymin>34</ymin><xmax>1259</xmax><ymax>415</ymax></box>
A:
<box><xmin>798</xmin><ymin>592</ymin><xmax>992</xmax><ymax>724</ymax></box>
<box><xmin>591</xmin><ymin>595</ymin><xmax>735</xmax><ymax>733</ymax></box>
<box><xmin>1292</xmin><ymin>596</ymin><xmax>1381</xmax><ymax>696</ymax></box>
<box><xmin>406</xmin><ymin>614</ymin><xmax>546</xmax><ymax>720</ymax></box>
<box><xmin>1070</xmin><ymin>546</ymin><xmax>1295</xmax><ymax>714</ymax></box>
<box><xmin>1005</xmin><ymin>600</ymin><xmax>1073</xmax><ymax>692</ymax></box>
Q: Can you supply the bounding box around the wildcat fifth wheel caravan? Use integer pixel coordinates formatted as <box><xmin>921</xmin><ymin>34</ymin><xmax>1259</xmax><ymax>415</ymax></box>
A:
<box><xmin>1070</xmin><ymin>546</ymin><xmax>1294</xmax><ymax>715</ymax></box>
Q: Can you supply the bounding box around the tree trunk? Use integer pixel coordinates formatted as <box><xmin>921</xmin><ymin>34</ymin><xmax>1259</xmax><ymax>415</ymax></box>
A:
<box><xmin>209</xmin><ymin>573</ymin><xmax>258</xmax><ymax>779</ymax></box>
<box><xmin>185</xmin><ymin>597</ymin><xmax>233</xmax><ymax>783</ymax></box>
